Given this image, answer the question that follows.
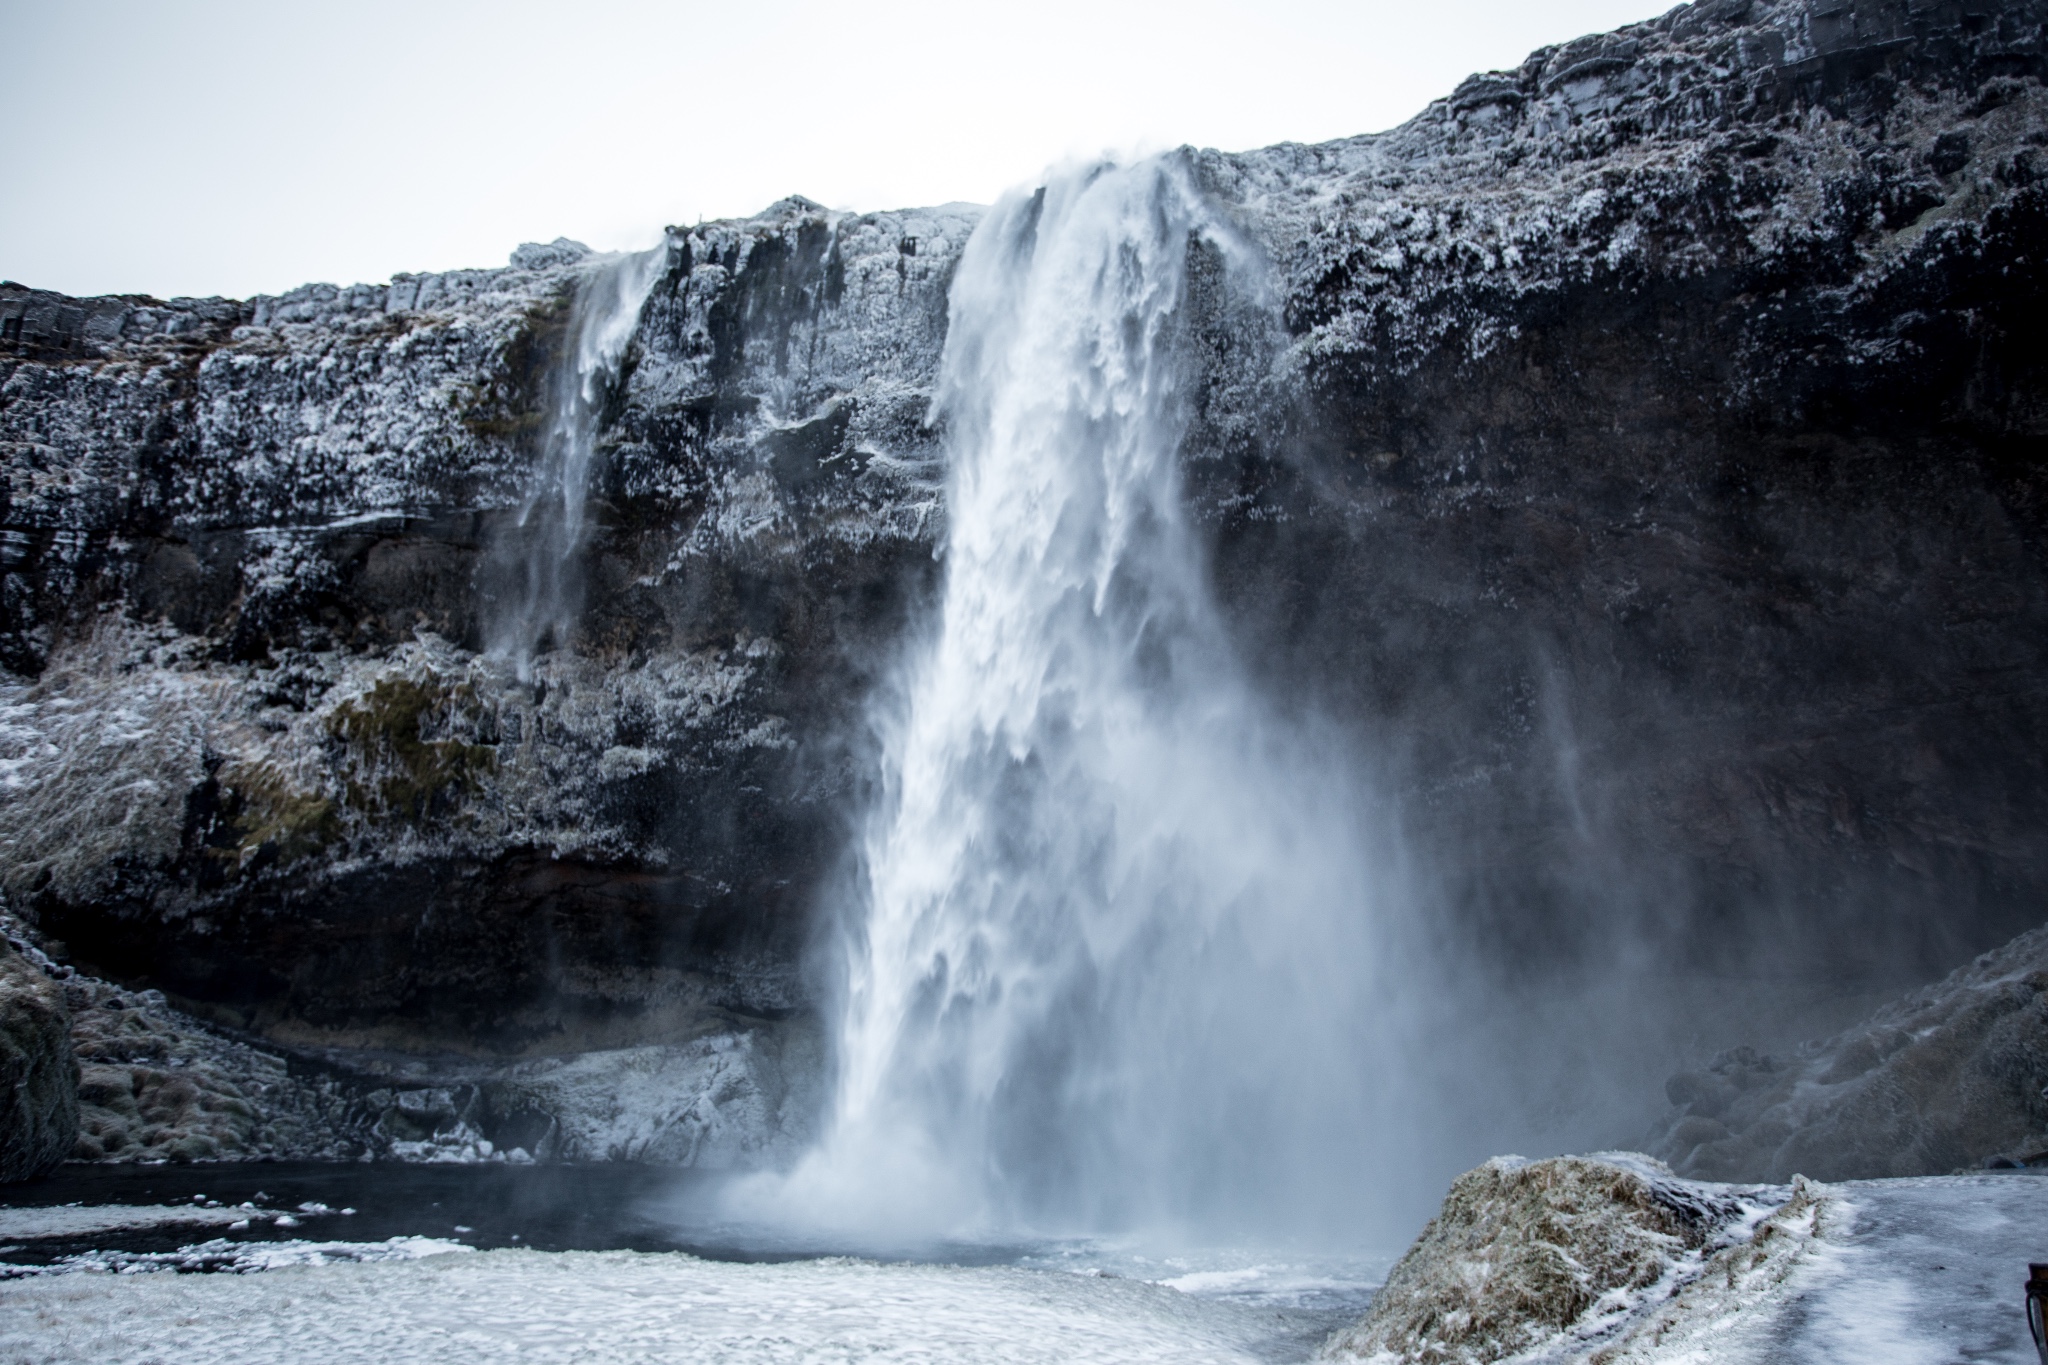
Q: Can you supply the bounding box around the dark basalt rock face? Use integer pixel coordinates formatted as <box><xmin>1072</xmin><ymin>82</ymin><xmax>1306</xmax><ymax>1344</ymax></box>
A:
<box><xmin>3</xmin><ymin>0</ymin><xmax>2047</xmax><ymax>1169</ymax></box>
<box><xmin>1183</xmin><ymin>0</ymin><xmax>2048</xmax><ymax>1125</ymax></box>
<box><xmin>0</xmin><ymin>940</ymin><xmax>78</xmax><ymax>1181</ymax></box>
<box><xmin>1171</xmin><ymin>0</ymin><xmax>2048</xmax><ymax>1124</ymax></box>
<box><xmin>0</xmin><ymin>206</ymin><xmax>967</xmax><ymax>1156</ymax></box>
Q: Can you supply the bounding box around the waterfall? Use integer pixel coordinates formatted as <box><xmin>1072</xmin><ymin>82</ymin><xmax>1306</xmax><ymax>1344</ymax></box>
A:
<box><xmin>489</xmin><ymin>244</ymin><xmax>667</xmax><ymax>677</ymax></box>
<box><xmin>751</xmin><ymin>157</ymin><xmax>1418</xmax><ymax>1242</ymax></box>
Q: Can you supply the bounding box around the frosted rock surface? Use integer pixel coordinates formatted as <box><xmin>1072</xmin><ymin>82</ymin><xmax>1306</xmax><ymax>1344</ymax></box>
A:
<box><xmin>1323</xmin><ymin>1158</ymin><xmax>2048</xmax><ymax>1364</ymax></box>
<box><xmin>495</xmin><ymin>1028</ymin><xmax>822</xmax><ymax>1166</ymax></box>
<box><xmin>1653</xmin><ymin>923</ymin><xmax>2048</xmax><ymax>1180</ymax></box>
<box><xmin>1319</xmin><ymin>1153</ymin><xmax>1774</xmax><ymax>1364</ymax></box>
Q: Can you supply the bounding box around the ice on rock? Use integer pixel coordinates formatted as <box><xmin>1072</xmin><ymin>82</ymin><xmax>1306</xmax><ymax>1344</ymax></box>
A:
<box><xmin>509</xmin><ymin>240</ymin><xmax>594</xmax><ymax>271</ymax></box>
<box><xmin>3</xmin><ymin>1235</ymin><xmax>472</xmax><ymax>1280</ymax></box>
<box><xmin>0</xmin><ymin>1202</ymin><xmax>261</xmax><ymax>1240</ymax></box>
<box><xmin>1320</xmin><ymin>1159</ymin><xmax>2048</xmax><ymax>1365</ymax></box>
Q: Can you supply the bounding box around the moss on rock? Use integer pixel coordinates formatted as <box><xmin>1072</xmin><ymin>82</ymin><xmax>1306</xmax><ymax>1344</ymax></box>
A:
<box><xmin>220</xmin><ymin>761</ymin><xmax>339</xmax><ymax>867</ymax></box>
<box><xmin>1323</xmin><ymin>1155</ymin><xmax>1739</xmax><ymax>1365</ymax></box>
<box><xmin>328</xmin><ymin>675</ymin><xmax>496</xmax><ymax>822</ymax></box>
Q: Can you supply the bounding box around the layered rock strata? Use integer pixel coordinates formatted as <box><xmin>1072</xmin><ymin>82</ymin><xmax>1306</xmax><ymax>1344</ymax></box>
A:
<box><xmin>3</xmin><ymin>0</ymin><xmax>2047</xmax><ymax>1162</ymax></box>
<box><xmin>2</xmin><ymin>913</ymin><xmax>816</xmax><ymax>1169</ymax></box>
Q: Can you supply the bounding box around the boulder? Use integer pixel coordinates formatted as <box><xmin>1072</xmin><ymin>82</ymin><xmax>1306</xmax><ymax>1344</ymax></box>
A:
<box><xmin>1321</xmin><ymin>1154</ymin><xmax>1840</xmax><ymax>1365</ymax></box>
<box><xmin>62</xmin><ymin>969</ymin><xmax>367</xmax><ymax>1163</ymax></box>
<box><xmin>0</xmin><ymin>941</ymin><xmax>78</xmax><ymax>1181</ymax></box>
<box><xmin>1322</xmin><ymin>1154</ymin><xmax>1749</xmax><ymax>1364</ymax></box>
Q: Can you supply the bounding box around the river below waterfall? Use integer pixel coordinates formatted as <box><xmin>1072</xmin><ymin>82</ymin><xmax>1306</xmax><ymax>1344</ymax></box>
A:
<box><xmin>0</xmin><ymin>1164</ymin><xmax>1386</xmax><ymax>1362</ymax></box>
<box><xmin>7</xmin><ymin>1168</ymin><xmax>2042</xmax><ymax>1364</ymax></box>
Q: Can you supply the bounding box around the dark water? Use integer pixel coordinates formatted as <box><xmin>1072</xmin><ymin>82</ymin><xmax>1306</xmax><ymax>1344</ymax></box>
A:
<box><xmin>0</xmin><ymin>1162</ymin><xmax>1381</xmax><ymax>1360</ymax></box>
<box><xmin>2</xmin><ymin>1162</ymin><xmax>736</xmax><ymax>1268</ymax></box>
<box><xmin>0</xmin><ymin>1162</ymin><xmax>1047</xmax><ymax>1272</ymax></box>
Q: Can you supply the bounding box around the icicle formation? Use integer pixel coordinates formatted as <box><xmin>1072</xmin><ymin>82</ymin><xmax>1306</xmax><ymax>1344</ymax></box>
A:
<box><xmin>490</xmin><ymin>245</ymin><xmax>667</xmax><ymax>678</ymax></box>
<box><xmin>773</xmin><ymin>157</ymin><xmax>1405</xmax><ymax>1240</ymax></box>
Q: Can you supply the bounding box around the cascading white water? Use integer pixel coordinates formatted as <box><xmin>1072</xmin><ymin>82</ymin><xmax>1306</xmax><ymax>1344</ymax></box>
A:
<box><xmin>490</xmin><ymin>245</ymin><xmax>667</xmax><ymax>677</ymax></box>
<box><xmin>754</xmin><ymin>158</ymin><xmax>1426</xmax><ymax>1243</ymax></box>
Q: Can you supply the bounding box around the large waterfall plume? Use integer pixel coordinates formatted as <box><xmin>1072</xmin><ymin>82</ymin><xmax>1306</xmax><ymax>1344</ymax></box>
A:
<box><xmin>488</xmin><ymin>244</ymin><xmax>668</xmax><ymax>676</ymax></box>
<box><xmin>746</xmin><ymin>158</ymin><xmax>1427</xmax><ymax>1243</ymax></box>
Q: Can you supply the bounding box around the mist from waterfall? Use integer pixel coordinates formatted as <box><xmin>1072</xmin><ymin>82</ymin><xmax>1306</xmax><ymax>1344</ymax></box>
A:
<box><xmin>739</xmin><ymin>158</ymin><xmax>1430</xmax><ymax>1244</ymax></box>
<box><xmin>488</xmin><ymin>245</ymin><xmax>667</xmax><ymax>678</ymax></box>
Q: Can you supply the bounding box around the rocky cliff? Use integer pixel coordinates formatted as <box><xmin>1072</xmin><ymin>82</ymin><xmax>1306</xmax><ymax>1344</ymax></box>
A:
<box><xmin>1650</xmin><ymin>921</ymin><xmax>2048</xmax><ymax>1178</ymax></box>
<box><xmin>0</xmin><ymin>206</ymin><xmax>970</xmax><ymax>1162</ymax></box>
<box><xmin>3</xmin><ymin>0</ymin><xmax>2046</xmax><ymax>1170</ymax></box>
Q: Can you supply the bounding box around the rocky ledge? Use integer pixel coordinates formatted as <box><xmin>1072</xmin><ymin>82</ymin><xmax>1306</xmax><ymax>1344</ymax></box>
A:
<box><xmin>4</xmin><ymin>0</ymin><xmax>2048</xmax><ymax>1169</ymax></box>
<box><xmin>1650</xmin><ymin>920</ymin><xmax>2048</xmax><ymax>1179</ymax></box>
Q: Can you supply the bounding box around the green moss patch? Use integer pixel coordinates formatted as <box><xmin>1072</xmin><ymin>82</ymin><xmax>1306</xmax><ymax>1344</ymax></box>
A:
<box><xmin>328</xmin><ymin>676</ymin><xmax>496</xmax><ymax>822</ymax></box>
<box><xmin>220</xmin><ymin>762</ymin><xmax>339</xmax><ymax>866</ymax></box>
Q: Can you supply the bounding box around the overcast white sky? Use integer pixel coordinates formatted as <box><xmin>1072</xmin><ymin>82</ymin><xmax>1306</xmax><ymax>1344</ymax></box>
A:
<box><xmin>3</xmin><ymin>0</ymin><xmax>1673</xmax><ymax>300</ymax></box>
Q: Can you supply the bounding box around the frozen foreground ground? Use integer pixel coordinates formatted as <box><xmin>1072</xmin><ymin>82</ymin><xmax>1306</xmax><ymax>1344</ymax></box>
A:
<box><xmin>1638</xmin><ymin>1174</ymin><xmax>2048</xmax><ymax>1365</ymax></box>
<box><xmin>0</xmin><ymin>1174</ymin><xmax>2042</xmax><ymax>1364</ymax></box>
<box><xmin>1622</xmin><ymin>1173</ymin><xmax>2048</xmax><ymax>1365</ymax></box>
<box><xmin>0</xmin><ymin>1246</ymin><xmax>1341</xmax><ymax>1365</ymax></box>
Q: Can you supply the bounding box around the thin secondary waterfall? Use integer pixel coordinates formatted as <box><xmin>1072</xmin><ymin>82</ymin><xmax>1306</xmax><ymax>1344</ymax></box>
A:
<box><xmin>489</xmin><ymin>245</ymin><xmax>667</xmax><ymax>676</ymax></box>
<box><xmin>755</xmin><ymin>158</ymin><xmax>1414</xmax><ymax>1241</ymax></box>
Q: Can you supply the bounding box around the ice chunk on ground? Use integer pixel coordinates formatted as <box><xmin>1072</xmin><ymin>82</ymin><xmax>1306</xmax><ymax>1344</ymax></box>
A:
<box><xmin>5</xmin><ymin>1235</ymin><xmax>469</xmax><ymax>1278</ymax></box>
<box><xmin>0</xmin><ymin>1202</ymin><xmax>269</xmax><ymax>1240</ymax></box>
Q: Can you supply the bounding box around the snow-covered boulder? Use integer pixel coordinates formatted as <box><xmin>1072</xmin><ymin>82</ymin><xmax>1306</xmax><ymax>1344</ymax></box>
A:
<box><xmin>1320</xmin><ymin>1153</ymin><xmax>1830</xmax><ymax>1364</ymax></box>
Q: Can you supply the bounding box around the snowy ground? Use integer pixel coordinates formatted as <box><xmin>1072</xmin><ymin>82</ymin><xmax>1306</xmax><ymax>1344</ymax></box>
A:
<box><xmin>0</xmin><ymin>1174</ymin><xmax>2040</xmax><ymax>1363</ymax></box>
<box><xmin>1648</xmin><ymin>1174</ymin><xmax>2048</xmax><ymax>1365</ymax></box>
<box><xmin>0</xmin><ymin>1248</ymin><xmax>1340</xmax><ymax>1364</ymax></box>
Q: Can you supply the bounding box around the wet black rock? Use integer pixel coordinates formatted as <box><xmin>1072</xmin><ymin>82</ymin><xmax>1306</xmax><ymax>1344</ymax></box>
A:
<box><xmin>0</xmin><ymin>203</ymin><xmax>963</xmax><ymax>1120</ymax></box>
<box><xmin>1189</xmin><ymin>0</ymin><xmax>2048</xmax><ymax>996</ymax></box>
<box><xmin>0</xmin><ymin>940</ymin><xmax>77</xmax><ymax>1182</ymax></box>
